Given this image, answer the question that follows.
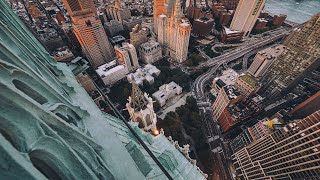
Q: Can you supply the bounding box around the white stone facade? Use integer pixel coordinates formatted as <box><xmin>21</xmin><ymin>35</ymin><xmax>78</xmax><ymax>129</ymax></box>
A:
<box><xmin>127</xmin><ymin>64</ymin><xmax>160</xmax><ymax>86</ymax></box>
<box><xmin>96</xmin><ymin>60</ymin><xmax>129</xmax><ymax>86</ymax></box>
<box><xmin>152</xmin><ymin>81</ymin><xmax>182</xmax><ymax>107</ymax></box>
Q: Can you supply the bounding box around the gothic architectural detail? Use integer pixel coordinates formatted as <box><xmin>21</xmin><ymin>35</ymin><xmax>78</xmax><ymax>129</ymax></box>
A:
<box><xmin>126</xmin><ymin>83</ymin><xmax>157</xmax><ymax>133</ymax></box>
<box><xmin>167</xmin><ymin>137</ymin><xmax>208</xmax><ymax>178</ymax></box>
<box><xmin>0</xmin><ymin>1</ymin><xmax>206</xmax><ymax>179</ymax></box>
<box><xmin>155</xmin><ymin>0</ymin><xmax>192</xmax><ymax>63</ymax></box>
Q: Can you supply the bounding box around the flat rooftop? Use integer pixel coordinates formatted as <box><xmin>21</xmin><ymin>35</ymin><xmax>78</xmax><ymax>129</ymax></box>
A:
<box><xmin>224</xmin><ymin>26</ymin><xmax>241</xmax><ymax>35</ymax></box>
<box><xmin>96</xmin><ymin>60</ymin><xmax>126</xmax><ymax>77</ymax></box>
<box><xmin>140</xmin><ymin>40</ymin><xmax>160</xmax><ymax>50</ymax></box>
<box><xmin>239</xmin><ymin>74</ymin><xmax>257</xmax><ymax>88</ymax></box>
<box><xmin>218</xmin><ymin>69</ymin><xmax>239</xmax><ymax>86</ymax></box>
<box><xmin>257</xmin><ymin>45</ymin><xmax>286</xmax><ymax>59</ymax></box>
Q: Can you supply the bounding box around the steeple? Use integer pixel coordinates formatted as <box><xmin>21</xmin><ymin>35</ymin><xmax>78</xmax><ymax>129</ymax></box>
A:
<box><xmin>130</xmin><ymin>83</ymin><xmax>148</xmax><ymax>111</ymax></box>
<box><xmin>126</xmin><ymin>83</ymin><xmax>158</xmax><ymax>133</ymax></box>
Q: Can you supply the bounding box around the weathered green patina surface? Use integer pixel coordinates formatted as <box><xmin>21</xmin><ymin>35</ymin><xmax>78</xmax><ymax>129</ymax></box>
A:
<box><xmin>0</xmin><ymin>1</ymin><xmax>206</xmax><ymax>179</ymax></box>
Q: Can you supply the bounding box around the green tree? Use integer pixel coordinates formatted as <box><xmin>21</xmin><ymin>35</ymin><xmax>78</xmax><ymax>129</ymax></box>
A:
<box><xmin>157</xmin><ymin>112</ymin><xmax>187</xmax><ymax>146</ymax></box>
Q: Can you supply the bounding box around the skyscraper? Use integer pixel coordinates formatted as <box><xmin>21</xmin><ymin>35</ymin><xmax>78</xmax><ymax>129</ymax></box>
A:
<box><xmin>290</xmin><ymin>91</ymin><xmax>320</xmax><ymax>119</ymax></box>
<box><xmin>63</xmin><ymin>0</ymin><xmax>96</xmax><ymax>16</ymax></box>
<box><xmin>247</xmin><ymin>45</ymin><xmax>286</xmax><ymax>80</ymax></box>
<box><xmin>130</xmin><ymin>24</ymin><xmax>148</xmax><ymax>50</ymax></box>
<box><xmin>156</xmin><ymin>0</ymin><xmax>192</xmax><ymax>63</ymax></box>
<box><xmin>232</xmin><ymin>110</ymin><xmax>320</xmax><ymax>179</ymax></box>
<box><xmin>260</xmin><ymin>14</ymin><xmax>320</xmax><ymax>99</ymax></box>
<box><xmin>105</xmin><ymin>0</ymin><xmax>131</xmax><ymax>23</ymax></box>
<box><xmin>230</xmin><ymin>0</ymin><xmax>266</xmax><ymax>37</ymax></box>
<box><xmin>0</xmin><ymin>2</ymin><xmax>206</xmax><ymax>179</ymax></box>
<box><xmin>114</xmin><ymin>42</ymin><xmax>139</xmax><ymax>72</ymax></box>
<box><xmin>63</xmin><ymin>0</ymin><xmax>115</xmax><ymax>69</ymax></box>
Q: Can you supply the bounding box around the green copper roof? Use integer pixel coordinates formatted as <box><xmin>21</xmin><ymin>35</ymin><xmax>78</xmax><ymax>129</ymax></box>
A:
<box><xmin>0</xmin><ymin>1</ymin><xmax>206</xmax><ymax>179</ymax></box>
<box><xmin>108</xmin><ymin>119</ymin><xmax>207</xmax><ymax>180</ymax></box>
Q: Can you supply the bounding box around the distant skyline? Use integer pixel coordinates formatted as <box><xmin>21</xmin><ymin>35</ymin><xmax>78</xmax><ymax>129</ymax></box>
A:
<box><xmin>264</xmin><ymin>0</ymin><xmax>320</xmax><ymax>23</ymax></box>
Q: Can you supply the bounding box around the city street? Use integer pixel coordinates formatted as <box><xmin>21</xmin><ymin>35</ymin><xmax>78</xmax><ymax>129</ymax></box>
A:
<box><xmin>190</xmin><ymin>23</ymin><xmax>305</xmax><ymax>179</ymax></box>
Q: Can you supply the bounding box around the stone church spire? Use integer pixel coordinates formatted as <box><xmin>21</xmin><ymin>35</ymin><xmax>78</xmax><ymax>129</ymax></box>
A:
<box><xmin>129</xmin><ymin>83</ymin><xmax>148</xmax><ymax>111</ymax></box>
<box><xmin>126</xmin><ymin>83</ymin><xmax>158</xmax><ymax>134</ymax></box>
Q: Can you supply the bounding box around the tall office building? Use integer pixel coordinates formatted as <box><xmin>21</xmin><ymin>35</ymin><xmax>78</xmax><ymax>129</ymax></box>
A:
<box><xmin>114</xmin><ymin>42</ymin><xmax>139</xmax><ymax>72</ymax></box>
<box><xmin>63</xmin><ymin>0</ymin><xmax>115</xmax><ymax>69</ymax></box>
<box><xmin>0</xmin><ymin>2</ymin><xmax>206</xmax><ymax>179</ymax></box>
<box><xmin>290</xmin><ymin>91</ymin><xmax>320</xmax><ymax>119</ymax></box>
<box><xmin>63</xmin><ymin>0</ymin><xmax>96</xmax><ymax>16</ymax></box>
<box><xmin>105</xmin><ymin>0</ymin><xmax>131</xmax><ymax>23</ymax></box>
<box><xmin>230</xmin><ymin>118</ymin><xmax>271</xmax><ymax>153</ymax></box>
<box><xmin>232</xmin><ymin>110</ymin><xmax>320</xmax><ymax>179</ymax></box>
<box><xmin>156</xmin><ymin>0</ymin><xmax>192</xmax><ymax>63</ymax></box>
<box><xmin>260</xmin><ymin>14</ymin><xmax>320</xmax><ymax>99</ymax></box>
<box><xmin>247</xmin><ymin>45</ymin><xmax>286</xmax><ymax>80</ymax></box>
<box><xmin>230</xmin><ymin>0</ymin><xmax>266</xmax><ymax>37</ymax></box>
<box><xmin>130</xmin><ymin>24</ymin><xmax>148</xmax><ymax>50</ymax></box>
<box><xmin>153</xmin><ymin>0</ymin><xmax>166</xmax><ymax>32</ymax></box>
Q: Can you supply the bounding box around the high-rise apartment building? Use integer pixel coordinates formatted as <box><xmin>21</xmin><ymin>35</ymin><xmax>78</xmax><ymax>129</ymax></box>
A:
<box><xmin>247</xmin><ymin>45</ymin><xmax>286</xmax><ymax>79</ymax></box>
<box><xmin>156</xmin><ymin>0</ymin><xmax>192</xmax><ymax>63</ymax></box>
<box><xmin>232</xmin><ymin>110</ymin><xmax>320</xmax><ymax>179</ymax></box>
<box><xmin>0</xmin><ymin>2</ymin><xmax>207</xmax><ymax>179</ymax></box>
<box><xmin>212</xmin><ymin>85</ymin><xmax>241</xmax><ymax>120</ymax></box>
<box><xmin>63</xmin><ymin>0</ymin><xmax>96</xmax><ymax>16</ymax></box>
<box><xmin>212</xmin><ymin>2</ymin><xmax>233</xmax><ymax>26</ymax></box>
<box><xmin>130</xmin><ymin>24</ymin><xmax>148</xmax><ymax>51</ymax></box>
<box><xmin>153</xmin><ymin>0</ymin><xmax>166</xmax><ymax>32</ymax></box>
<box><xmin>230</xmin><ymin>118</ymin><xmax>271</xmax><ymax>153</ymax></box>
<box><xmin>105</xmin><ymin>0</ymin><xmax>131</xmax><ymax>23</ymax></box>
<box><xmin>230</xmin><ymin>0</ymin><xmax>266</xmax><ymax>37</ymax></box>
<box><xmin>104</xmin><ymin>19</ymin><xmax>124</xmax><ymax>36</ymax></box>
<box><xmin>192</xmin><ymin>17</ymin><xmax>215</xmax><ymax>37</ymax></box>
<box><xmin>290</xmin><ymin>91</ymin><xmax>320</xmax><ymax>119</ymax></box>
<box><xmin>114</xmin><ymin>42</ymin><xmax>139</xmax><ymax>72</ymax></box>
<box><xmin>260</xmin><ymin>14</ymin><xmax>320</xmax><ymax>99</ymax></box>
<box><xmin>63</xmin><ymin>0</ymin><xmax>115</xmax><ymax>69</ymax></box>
<box><xmin>272</xmin><ymin>14</ymin><xmax>287</xmax><ymax>27</ymax></box>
